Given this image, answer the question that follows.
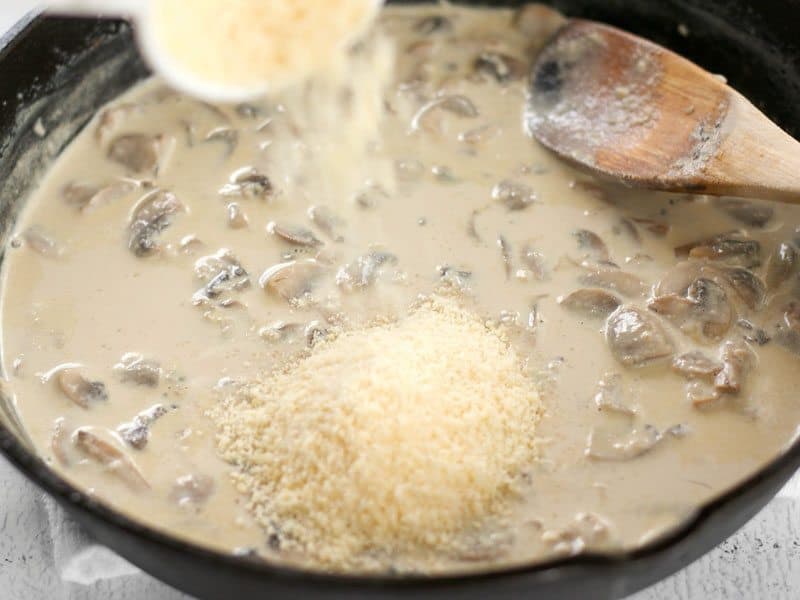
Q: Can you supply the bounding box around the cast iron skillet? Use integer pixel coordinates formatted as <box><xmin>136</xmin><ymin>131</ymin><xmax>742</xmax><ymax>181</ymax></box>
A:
<box><xmin>0</xmin><ymin>1</ymin><xmax>799</xmax><ymax>598</ymax></box>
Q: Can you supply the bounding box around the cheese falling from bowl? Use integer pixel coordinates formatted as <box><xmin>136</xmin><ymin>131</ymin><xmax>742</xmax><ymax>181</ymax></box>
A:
<box><xmin>148</xmin><ymin>0</ymin><xmax>379</xmax><ymax>93</ymax></box>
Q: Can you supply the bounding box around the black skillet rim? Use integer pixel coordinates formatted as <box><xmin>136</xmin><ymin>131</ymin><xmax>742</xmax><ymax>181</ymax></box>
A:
<box><xmin>0</xmin><ymin>6</ymin><xmax>798</xmax><ymax>592</ymax></box>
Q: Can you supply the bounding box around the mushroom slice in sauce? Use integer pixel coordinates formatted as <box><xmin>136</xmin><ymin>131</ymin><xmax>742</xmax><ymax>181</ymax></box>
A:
<box><xmin>593</xmin><ymin>373</ymin><xmax>635</xmax><ymax>416</ymax></box>
<box><xmin>671</xmin><ymin>352</ymin><xmax>723</xmax><ymax>381</ymax></box>
<box><xmin>714</xmin><ymin>341</ymin><xmax>756</xmax><ymax>394</ymax></box>
<box><xmin>226</xmin><ymin>203</ymin><xmax>248</xmax><ymax>229</ymax></box>
<box><xmin>772</xmin><ymin>301</ymin><xmax>800</xmax><ymax>355</ymax></box>
<box><xmin>765</xmin><ymin>242</ymin><xmax>797</xmax><ymax>291</ymax></box>
<box><xmin>258</xmin><ymin>321</ymin><xmax>303</xmax><ymax>342</ymax></box>
<box><xmin>51</xmin><ymin>417</ymin><xmax>71</xmax><ymax>466</ymax></box>
<box><xmin>519</xmin><ymin>244</ymin><xmax>547</xmax><ymax>281</ymax></box>
<box><xmin>193</xmin><ymin>251</ymin><xmax>250</xmax><ymax>301</ymax></box>
<box><xmin>73</xmin><ymin>428</ymin><xmax>149</xmax><ymax>491</ymax></box>
<box><xmin>675</xmin><ymin>234</ymin><xmax>761</xmax><ymax>268</ymax></box>
<box><xmin>605</xmin><ymin>306</ymin><xmax>674</xmax><ymax>366</ymax></box>
<box><xmin>491</xmin><ymin>180</ymin><xmax>536</xmax><ymax>210</ymax></box>
<box><xmin>410</xmin><ymin>95</ymin><xmax>479</xmax><ymax>134</ymax></box>
<box><xmin>558</xmin><ymin>288</ymin><xmax>621</xmax><ymax>318</ymax></box>
<box><xmin>579</xmin><ymin>268</ymin><xmax>648</xmax><ymax>298</ymax></box>
<box><xmin>337</xmin><ymin>251</ymin><xmax>398</xmax><ymax>291</ymax></box>
<box><xmin>114</xmin><ymin>353</ymin><xmax>161</xmax><ymax>387</ymax></box>
<box><xmin>720</xmin><ymin>267</ymin><xmax>765</xmax><ymax>310</ymax></box>
<box><xmin>718</xmin><ymin>198</ymin><xmax>774</xmax><ymax>228</ymax></box>
<box><xmin>107</xmin><ymin>134</ymin><xmax>161</xmax><ymax>174</ymax></box>
<box><xmin>62</xmin><ymin>182</ymin><xmax>100</xmax><ymax>208</ymax></box>
<box><xmin>267</xmin><ymin>221</ymin><xmax>323</xmax><ymax>247</ymax></box>
<box><xmin>497</xmin><ymin>235</ymin><xmax>513</xmax><ymax>279</ymax></box>
<box><xmin>118</xmin><ymin>404</ymin><xmax>170</xmax><ymax>450</ymax></box>
<box><xmin>21</xmin><ymin>226</ymin><xmax>64</xmax><ymax>258</ymax></box>
<box><xmin>83</xmin><ymin>180</ymin><xmax>140</xmax><ymax>213</ymax></box>
<box><xmin>204</xmin><ymin>126</ymin><xmax>239</xmax><ymax>158</ymax></box>
<box><xmin>171</xmin><ymin>474</ymin><xmax>215</xmax><ymax>507</ymax></box>
<box><xmin>127</xmin><ymin>189</ymin><xmax>184</xmax><ymax>257</ymax></box>
<box><xmin>259</xmin><ymin>259</ymin><xmax>324</xmax><ymax>301</ymax></box>
<box><xmin>438</xmin><ymin>265</ymin><xmax>473</xmax><ymax>290</ymax></box>
<box><xmin>573</xmin><ymin>229</ymin><xmax>610</xmax><ymax>263</ymax></box>
<box><xmin>649</xmin><ymin>278</ymin><xmax>734</xmax><ymax>342</ymax></box>
<box><xmin>413</xmin><ymin>14</ymin><xmax>452</xmax><ymax>35</ymax></box>
<box><xmin>586</xmin><ymin>424</ymin><xmax>687</xmax><ymax>461</ymax></box>
<box><xmin>219</xmin><ymin>167</ymin><xmax>273</xmax><ymax>200</ymax></box>
<box><xmin>56</xmin><ymin>369</ymin><xmax>108</xmax><ymax>409</ymax></box>
<box><xmin>308</xmin><ymin>205</ymin><xmax>344</xmax><ymax>242</ymax></box>
<box><xmin>473</xmin><ymin>51</ymin><xmax>527</xmax><ymax>84</ymax></box>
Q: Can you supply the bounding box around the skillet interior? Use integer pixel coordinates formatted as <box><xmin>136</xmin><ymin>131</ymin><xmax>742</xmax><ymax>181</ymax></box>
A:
<box><xmin>0</xmin><ymin>1</ymin><xmax>798</xmax><ymax>598</ymax></box>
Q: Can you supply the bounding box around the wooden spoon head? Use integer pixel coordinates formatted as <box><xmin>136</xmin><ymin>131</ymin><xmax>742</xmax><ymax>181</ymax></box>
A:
<box><xmin>527</xmin><ymin>20</ymin><xmax>732</xmax><ymax>192</ymax></box>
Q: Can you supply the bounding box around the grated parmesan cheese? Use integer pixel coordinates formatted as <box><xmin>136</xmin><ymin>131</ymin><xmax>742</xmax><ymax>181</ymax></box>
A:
<box><xmin>211</xmin><ymin>295</ymin><xmax>542</xmax><ymax>570</ymax></box>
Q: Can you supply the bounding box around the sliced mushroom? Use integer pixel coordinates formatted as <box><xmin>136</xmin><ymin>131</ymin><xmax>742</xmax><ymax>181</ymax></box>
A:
<box><xmin>82</xmin><ymin>180</ymin><xmax>139</xmax><ymax>213</ymax></box>
<box><xmin>720</xmin><ymin>267</ymin><xmax>765</xmax><ymax>310</ymax></box>
<box><xmin>630</xmin><ymin>218</ymin><xmax>670</xmax><ymax>237</ymax></box>
<box><xmin>107</xmin><ymin>134</ymin><xmax>160</xmax><ymax>173</ymax></box>
<box><xmin>336</xmin><ymin>251</ymin><xmax>398</xmax><ymax>291</ymax></box>
<box><xmin>675</xmin><ymin>234</ymin><xmax>761</xmax><ymax>268</ymax></box>
<box><xmin>73</xmin><ymin>428</ymin><xmax>149</xmax><ymax>491</ymax></box>
<box><xmin>497</xmin><ymin>235</ymin><xmax>513</xmax><ymax>279</ymax></box>
<box><xmin>194</xmin><ymin>250</ymin><xmax>250</xmax><ymax>301</ymax></box>
<box><xmin>171</xmin><ymin>474</ymin><xmax>215</xmax><ymax>506</ymax></box>
<box><xmin>558</xmin><ymin>288</ymin><xmax>621</xmax><ymax>318</ymax></box>
<box><xmin>353</xmin><ymin>182</ymin><xmax>390</xmax><ymax>209</ymax></box>
<box><xmin>226</xmin><ymin>202</ymin><xmax>248</xmax><ymax>229</ymax></box>
<box><xmin>114</xmin><ymin>353</ymin><xmax>161</xmax><ymax>387</ymax></box>
<box><xmin>56</xmin><ymin>369</ymin><xmax>108</xmax><ymax>409</ymax></box>
<box><xmin>714</xmin><ymin>341</ymin><xmax>756</xmax><ymax>394</ymax></box>
<box><xmin>410</xmin><ymin>95</ymin><xmax>479</xmax><ymax>134</ymax></box>
<box><xmin>62</xmin><ymin>182</ymin><xmax>100</xmax><ymax>208</ymax></box>
<box><xmin>118</xmin><ymin>404</ymin><xmax>170</xmax><ymax>450</ymax></box>
<box><xmin>649</xmin><ymin>278</ymin><xmax>734</xmax><ymax>342</ymax></box>
<box><xmin>473</xmin><ymin>52</ymin><xmax>527</xmax><ymax>84</ymax></box>
<box><xmin>127</xmin><ymin>189</ymin><xmax>184</xmax><ymax>257</ymax></box>
<box><xmin>579</xmin><ymin>268</ymin><xmax>648</xmax><ymax>297</ymax></box>
<box><xmin>519</xmin><ymin>244</ymin><xmax>547</xmax><ymax>280</ymax></box>
<box><xmin>671</xmin><ymin>352</ymin><xmax>722</xmax><ymax>381</ymax></box>
<box><xmin>414</xmin><ymin>14</ymin><xmax>452</xmax><ymax>35</ymax></box>
<box><xmin>586</xmin><ymin>424</ymin><xmax>687</xmax><ymax>461</ymax></box>
<box><xmin>718</xmin><ymin>198</ymin><xmax>774</xmax><ymax>228</ymax></box>
<box><xmin>438</xmin><ymin>265</ymin><xmax>472</xmax><ymax>290</ymax></box>
<box><xmin>773</xmin><ymin>300</ymin><xmax>800</xmax><ymax>355</ymax></box>
<box><xmin>51</xmin><ymin>417</ymin><xmax>71</xmax><ymax>466</ymax></box>
<box><xmin>258</xmin><ymin>321</ymin><xmax>303</xmax><ymax>342</ymax></box>
<box><xmin>737</xmin><ymin>319</ymin><xmax>771</xmax><ymax>346</ymax></box>
<box><xmin>95</xmin><ymin>103</ymin><xmax>138</xmax><ymax>144</ymax></box>
<box><xmin>22</xmin><ymin>226</ymin><xmax>63</xmax><ymax>258</ymax></box>
<box><xmin>492</xmin><ymin>179</ymin><xmax>536</xmax><ymax>210</ymax></box>
<box><xmin>204</xmin><ymin>126</ymin><xmax>238</xmax><ymax>159</ymax></box>
<box><xmin>267</xmin><ymin>221</ymin><xmax>323</xmax><ymax>247</ymax></box>
<box><xmin>259</xmin><ymin>259</ymin><xmax>323</xmax><ymax>301</ymax></box>
<box><xmin>593</xmin><ymin>373</ymin><xmax>635</xmax><ymax>415</ymax></box>
<box><xmin>308</xmin><ymin>205</ymin><xmax>344</xmax><ymax>242</ymax></box>
<box><xmin>606</xmin><ymin>306</ymin><xmax>674</xmax><ymax>366</ymax></box>
<box><xmin>616</xmin><ymin>218</ymin><xmax>641</xmax><ymax>244</ymax></box>
<box><xmin>219</xmin><ymin>167</ymin><xmax>273</xmax><ymax>200</ymax></box>
<box><xmin>573</xmin><ymin>229</ymin><xmax>610</xmax><ymax>263</ymax></box>
<box><xmin>765</xmin><ymin>242</ymin><xmax>797</xmax><ymax>291</ymax></box>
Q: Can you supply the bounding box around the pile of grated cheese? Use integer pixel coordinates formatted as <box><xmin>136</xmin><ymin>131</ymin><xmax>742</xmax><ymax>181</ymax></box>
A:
<box><xmin>211</xmin><ymin>295</ymin><xmax>542</xmax><ymax>570</ymax></box>
<box><xmin>150</xmin><ymin>0</ymin><xmax>377</xmax><ymax>89</ymax></box>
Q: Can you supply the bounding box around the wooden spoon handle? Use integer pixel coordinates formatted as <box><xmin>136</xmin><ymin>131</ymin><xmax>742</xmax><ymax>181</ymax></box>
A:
<box><xmin>702</xmin><ymin>95</ymin><xmax>800</xmax><ymax>203</ymax></box>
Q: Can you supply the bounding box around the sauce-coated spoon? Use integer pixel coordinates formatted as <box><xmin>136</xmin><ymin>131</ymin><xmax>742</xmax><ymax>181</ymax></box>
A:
<box><xmin>527</xmin><ymin>20</ymin><xmax>800</xmax><ymax>202</ymax></box>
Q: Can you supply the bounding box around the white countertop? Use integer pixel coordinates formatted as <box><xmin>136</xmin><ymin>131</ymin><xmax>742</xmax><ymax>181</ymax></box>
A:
<box><xmin>1</xmin><ymin>4</ymin><xmax>799</xmax><ymax>599</ymax></box>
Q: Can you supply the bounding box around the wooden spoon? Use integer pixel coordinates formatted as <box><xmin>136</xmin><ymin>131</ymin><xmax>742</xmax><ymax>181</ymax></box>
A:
<box><xmin>526</xmin><ymin>20</ymin><xmax>800</xmax><ymax>202</ymax></box>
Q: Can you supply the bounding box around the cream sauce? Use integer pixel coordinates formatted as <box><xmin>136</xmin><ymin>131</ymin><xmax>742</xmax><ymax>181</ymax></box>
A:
<box><xmin>3</xmin><ymin>3</ymin><xmax>800</xmax><ymax>575</ymax></box>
